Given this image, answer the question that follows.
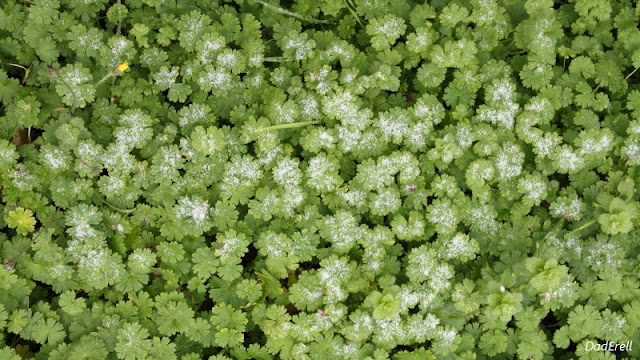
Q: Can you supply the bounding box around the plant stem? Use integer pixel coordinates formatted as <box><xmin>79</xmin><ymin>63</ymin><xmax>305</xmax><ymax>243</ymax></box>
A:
<box><xmin>105</xmin><ymin>201</ymin><xmax>135</xmax><ymax>214</ymax></box>
<box><xmin>8</xmin><ymin>63</ymin><xmax>31</xmax><ymax>84</ymax></box>
<box><xmin>117</xmin><ymin>0</ymin><xmax>122</xmax><ymax>35</ymax></box>
<box><xmin>263</xmin><ymin>56</ymin><xmax>292</xmax><ymax>62</ymax></box>
<box><xmin>253</xmin><ymin>0</ymin><xmax>331</xmax><ymax>24</ymax></box>
<box><xmin>256</xmin><ymin>121</ymin><xmax>317</xmax><ymax>132</ymax></box>
<box><xmin>344</xmin><ymin>0</ymin><xmax>363</xmax><ymax>26</ymax></box>
<box><xmin>8</xmin><ymin>63</ymin><xmax>27</xmax><ymax>71</ymax></box>
<box><xmin>95</xmin><ymin>196</ymin><xmax>135</xmax><ymax>214</ymax></box>
<box><xmin>625</xmin><ymin>67</ymin><xmax>639</xmax><ymax>80</ymax></box>
<box><xmin>95</xmin><ymin>73</ymin><xmax>114</xmax><ymax>87</ymax></box>
<box><xmin>570</xmin><ymin>219</ymin><xmax>596</xmax><ymax>233</ymax></box>
<box><xmin>57</xmin><ymin>76</ymin><xmax>78</xmax><ymax>113</ymax></box>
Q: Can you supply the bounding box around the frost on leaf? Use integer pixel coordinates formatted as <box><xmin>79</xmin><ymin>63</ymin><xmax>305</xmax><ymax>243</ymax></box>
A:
<box><xmin>495</xmin><ymin>143</ymin><xmax>524</xmax><ymax>180</ymax></box>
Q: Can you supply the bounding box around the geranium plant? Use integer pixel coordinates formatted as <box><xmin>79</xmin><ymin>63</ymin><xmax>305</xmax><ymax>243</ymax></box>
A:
<box><xmin>1</xmin><ymin>0</ymin><xmax>640</xmax><ymax>359</ymax></box>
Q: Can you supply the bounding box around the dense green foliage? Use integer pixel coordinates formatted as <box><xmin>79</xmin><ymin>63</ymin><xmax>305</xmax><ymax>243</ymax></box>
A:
<box><xmin>1</xmin><ymin>0</ymin><xmax>640</xmax><ymax>359</ymax></box>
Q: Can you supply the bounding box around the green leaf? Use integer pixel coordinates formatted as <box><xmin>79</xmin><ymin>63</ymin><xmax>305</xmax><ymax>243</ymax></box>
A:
<box><xmin>115</xmin><ymin>323</ymin><xmax>150</xmax><ymax>360</ymax></box>
<box><xmin>31</xmin><ymin>318</ymin><xmax>65</xmax><ymax>345</ymax></box>
<box><xmin>58</xmin><ymin>291</ymin><xmax>86</xmax><ymax>314</ymax></box>
<box><xmin>54</xmin><ymin>64</ymin><xmax>95</xmax><ymax>108</ymax></box>
<box><xmin>5</xmin><ymin>207</ymin><xmax>36</xmax><ymax>235</ymax></box>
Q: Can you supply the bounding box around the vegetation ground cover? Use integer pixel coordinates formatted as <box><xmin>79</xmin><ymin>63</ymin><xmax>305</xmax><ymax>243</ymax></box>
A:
<box><xmin>1</xmin><ymin>0</ymin><xmax>640</xmax><ymax>359</ymax></box>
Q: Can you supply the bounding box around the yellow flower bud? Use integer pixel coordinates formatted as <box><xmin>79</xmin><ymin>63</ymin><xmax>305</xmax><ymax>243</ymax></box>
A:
<box><xmin>116</xmin><ymin>61</ymin><xmax>129</xmax><ymax>73</ymax></box>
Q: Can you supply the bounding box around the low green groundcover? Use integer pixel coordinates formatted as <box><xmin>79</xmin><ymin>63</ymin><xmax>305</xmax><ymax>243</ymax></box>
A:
<box><xmin>1</xmin><ymin>0</ymin><xmax>640</xmax><ymax>359</ymax></box>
